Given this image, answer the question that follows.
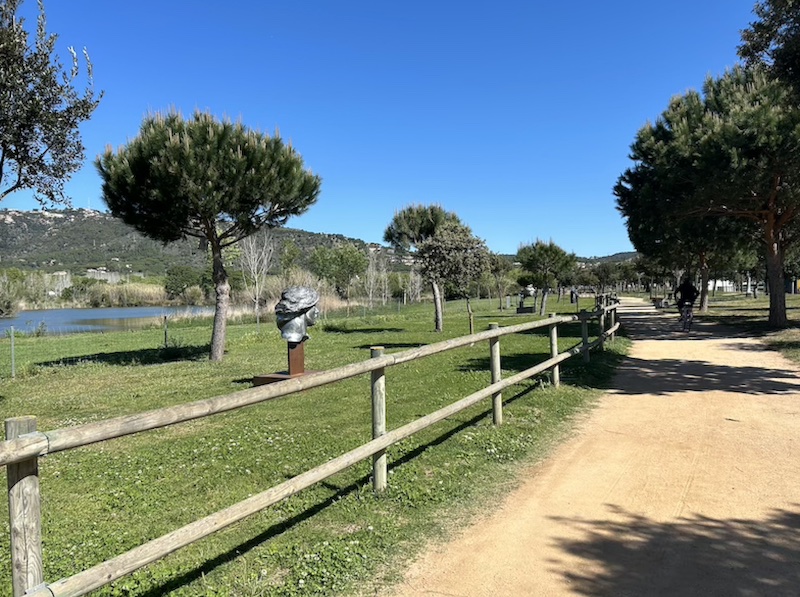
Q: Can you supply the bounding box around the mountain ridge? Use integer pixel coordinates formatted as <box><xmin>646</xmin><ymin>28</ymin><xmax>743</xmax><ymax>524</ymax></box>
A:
<box><xmin>0</xmin><ymin>208</ymin><xmax>374</xmax><ymax>275</ymax></box>
<box><xmin>0</xmin><ymin>208</ymin><xmax>636</xmax><ymax>275</ymax></box>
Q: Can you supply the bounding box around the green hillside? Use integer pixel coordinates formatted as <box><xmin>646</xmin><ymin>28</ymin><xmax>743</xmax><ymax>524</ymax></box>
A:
<box><xmin>0</xmin><ymin>209</ymin><xmax>373</xmax><ymax>276</ymax></box>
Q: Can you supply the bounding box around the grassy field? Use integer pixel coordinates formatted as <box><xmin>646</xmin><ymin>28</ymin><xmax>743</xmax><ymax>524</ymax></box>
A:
<box><xmin>0</xmin><ymin>296</ymin><xmax>626</xmax><ymax>596</ymax></box>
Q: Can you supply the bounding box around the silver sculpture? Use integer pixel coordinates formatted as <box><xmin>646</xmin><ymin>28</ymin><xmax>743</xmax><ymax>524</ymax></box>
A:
<box><xmin>517</xmin><ymin>284</ymin><xmax>538</xmax><ymax>312</ymax></box>
<box><xmin>275</xmin><ymin>286</ymin><xmax>320</xmax><ymax>343</ymax></box>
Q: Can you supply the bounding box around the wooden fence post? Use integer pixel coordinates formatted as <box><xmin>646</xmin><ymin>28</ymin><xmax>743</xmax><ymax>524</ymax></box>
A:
<box><xmin>548</xmin><ymin>314</ymin><xmax>560</xmax><ymax>388</ymax></box>
<box><xmin>610</xmin><ymin>305</ymin><xmax>616</xmax><ymax>342</ymax></box>
<box><xmin>489</xmin><ymin>324</ymin><xmax>502</xmax><ymax>425</ymax></box>
<box><xmin>6</xmin><ymin>416</ymin><xmax>43</xmax><ymax>597</ymax></box>
<box><xmin>580</xmin><ymin>310</ymin><xmax>590</xmax><ymax>363</ymax></box>
<box><xmin>370</xmin><ymin>347</ymin><xmax>387</xmax><ymax>492</ymax></box>
<box><xmin>599</xmin><ymin>308</ymin><xmax>606</xmax><ymax>351</ymax></box>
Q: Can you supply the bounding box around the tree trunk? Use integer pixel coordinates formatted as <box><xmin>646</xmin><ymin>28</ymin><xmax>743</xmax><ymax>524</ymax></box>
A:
<box><xmin>431</xmin><ymin>281</ymin><xmax>443</xmax><ymax>332</ymax></box>
<box><xmin>210</xmin><ymin>243</ymin><xmax>230</xmax><ymax>361</ymax></box>
<box><xmin>539</xmin><ymin>289</ymin><xmax>549</xmax><ymax>316</ymax></box>
<box><xmin>764</xmin><ymin>224</ymin><xmax>787</xmax><ymax>326</ymax></box>
<box><xmin>699</xmin><ymin>252</ymin><xmax>710</xmax><ymax>313</ymax></box>
<box><xmin>466</xmin><ymin>297</ymin><xmax>474</xmax><ymax>335</ymax></box>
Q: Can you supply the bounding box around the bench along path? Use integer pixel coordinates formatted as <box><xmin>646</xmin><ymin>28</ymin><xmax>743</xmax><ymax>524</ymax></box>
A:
<box><xmin>380</xmin><ymin>297</ymin><xmax>800</xmax><ymax>596</ymax></box>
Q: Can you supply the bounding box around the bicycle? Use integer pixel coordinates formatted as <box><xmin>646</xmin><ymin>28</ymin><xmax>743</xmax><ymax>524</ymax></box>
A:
<box><xmin>678</xmin><ymin>303</ymin><xmax>694</xmax><ymax>332</ymax></box>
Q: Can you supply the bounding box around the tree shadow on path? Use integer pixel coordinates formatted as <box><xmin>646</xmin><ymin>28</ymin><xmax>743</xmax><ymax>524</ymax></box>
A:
<box><xmin>611</xmin><ymin>356</ymin><xmax>800</xmax><ymax>396</ymax></box>
<box><xmin>550</xmin><ymin>505</ymin><xmax>800</xmax><ymax>597</ymax></box>
<box><xmin>614</xmin><ymin>308</ymin><xmax>800</xmax><ymax>395</ymax></box>
<box><xmin>618</xmin><ymin>309</ymin><xmax>751</xmax><ymax>341</ymax></box>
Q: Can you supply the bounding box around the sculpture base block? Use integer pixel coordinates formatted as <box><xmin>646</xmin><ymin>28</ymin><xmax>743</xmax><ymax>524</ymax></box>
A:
<box><xmin>252</xmin><ymin>371</ymin><xmax>314</xmax><ymax>386</ymax></box>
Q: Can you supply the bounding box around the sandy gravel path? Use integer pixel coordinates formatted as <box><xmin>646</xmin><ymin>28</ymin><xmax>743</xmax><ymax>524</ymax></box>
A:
<box><xmin>382</xmin><ymin>297</ymin><xmax>800</xmax><ymax>596</ymax></box>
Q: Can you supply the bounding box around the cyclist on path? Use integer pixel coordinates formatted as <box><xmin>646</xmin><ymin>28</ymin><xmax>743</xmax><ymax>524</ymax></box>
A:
<box><xmin>675</xmin><ymin>277</ymin><xmax>699</xmax><ymax>315</ymax></box>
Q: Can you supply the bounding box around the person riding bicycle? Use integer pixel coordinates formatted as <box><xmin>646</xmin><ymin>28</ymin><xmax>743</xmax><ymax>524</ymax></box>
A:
<box><xmin>675</xmin><ymin>278</ymin><xmax>699</xmax><ymax>316</ymax></box>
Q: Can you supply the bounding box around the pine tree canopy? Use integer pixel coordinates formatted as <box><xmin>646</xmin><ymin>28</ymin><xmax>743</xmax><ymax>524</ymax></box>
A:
<box><xmin>96</xmin><ymin>110</ymin><xmax>321</xmax><ymax>247</ymax></box>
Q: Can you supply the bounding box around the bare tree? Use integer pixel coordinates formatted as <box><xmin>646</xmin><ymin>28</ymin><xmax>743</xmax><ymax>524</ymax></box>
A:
<box><xmin>379</xmin><ymin>259</ymin><xmax>390</xmax><ymax>306</ymax></box>
<box><xmin>407</xmin><ymin>270</ymin><xmax>423</xmax><ymax>303</ymax></box>
<box><xmin>363</xmin><ymin>250</ymin><xmax>381</xmax><ymax>308</ymax></box>
<box><xmin>239</xmin><ymin>228</ymin><xmax>275</xmax><ymax>328</ymax></box>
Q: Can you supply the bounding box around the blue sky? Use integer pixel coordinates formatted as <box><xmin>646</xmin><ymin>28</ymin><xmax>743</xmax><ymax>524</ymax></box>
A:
<box><xmin>5</xmin><ymin>0</ymin><xmax>757</xmax><ymax>258</ymax></box>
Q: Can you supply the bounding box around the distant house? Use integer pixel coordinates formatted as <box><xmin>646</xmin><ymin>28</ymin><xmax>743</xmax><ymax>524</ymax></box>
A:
<box><xmin>708</xmin><ymin>279</ymin><xmax>736</xmax><ymax>292</ymax></box>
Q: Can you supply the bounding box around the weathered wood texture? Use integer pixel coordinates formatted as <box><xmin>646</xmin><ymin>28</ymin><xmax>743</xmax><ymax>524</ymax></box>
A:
<box><xmin>6</xmin><ymin>417</ymin><xmax>43</xmax><ymax>597</ymax></box>
<box><xmin>549</xmin><ymin>314</ymin><xmax>560</xmax><ymax>388</ymax></box>
<box><xmin>489</xmin><ymin>323</ymin><xmax>502</xmax><ymax>425</ymax></box>
<box><xmin>371</xmin><ymin>347</ymin><xmax>387</xmax><ymax>492</ymax></box>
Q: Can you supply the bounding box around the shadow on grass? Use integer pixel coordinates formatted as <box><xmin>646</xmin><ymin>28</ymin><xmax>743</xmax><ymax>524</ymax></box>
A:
<box><xmin>511</xmin><ymin>321</ymin><xmax>588</xmax><ymax>338</ymax></box>
<box><xmin>551</xmin><ymin>505</ymin><xmax>800</xmax><ymax>596</ymax></box>
<box><xmin>700</xmin><ymin>314</ymin><xmax>781</xmax><ymax>335</ymax></box>
<box><xmin>137</xmin><ymin>383</ymin><xmax>538</xmax><ymax>597</ymax></box>
<box><xmin>474</xmin><ymin>312</ymin><xmax>532</xmax><ymax>320</ymax></box>
<box><xmin>36</xmin><ymin>344</ymin><xmax>211</xmax><ymax>368</ymax></box>
<box><xmin>460</xmin><ymin>352</ymin><xmax>551</xmax><ymax>374</ymax></box>
<box><xmin>356</xmin><ymin>342</ymin><xmax>427</xmax><ymax>350</ymax></box>
<box><xmin>459</xmin><ymin>347</ymin><xmax>626</xmax><ymax>391</ymax></box>
<box><xmin>764</xmin><ymin>339</ymin><xmax>800</xmax><ymax>352</ymax></box>
<box><xmin>322</xmin><ymin>325</ymin><xmax>405</xmax><ymax>334</ymax></box>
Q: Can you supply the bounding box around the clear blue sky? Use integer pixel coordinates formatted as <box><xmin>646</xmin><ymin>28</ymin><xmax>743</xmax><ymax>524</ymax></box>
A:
<box><xmin>4</xmin><ymin>0</ymin><xmax>758</xmax><ymax>258</ymax></box>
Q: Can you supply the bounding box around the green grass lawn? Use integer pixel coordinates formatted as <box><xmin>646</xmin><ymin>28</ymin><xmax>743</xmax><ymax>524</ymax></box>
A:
<box><xmin>0</xmin><ymin>296</ymin><xmax>624</xmax><ymax>596</ymax></box>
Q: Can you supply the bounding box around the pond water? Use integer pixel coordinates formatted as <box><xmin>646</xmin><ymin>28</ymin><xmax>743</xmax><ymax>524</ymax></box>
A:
<box><xmin>0</xmin><ymin>306</ymin><xmax>214</xmax><ymax>335</ymax></box>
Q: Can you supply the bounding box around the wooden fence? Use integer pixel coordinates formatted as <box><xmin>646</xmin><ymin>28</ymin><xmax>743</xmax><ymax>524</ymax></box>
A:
<box><xmin>2</xmin><ymin>300</ymin><xmax>619</xmax><ymax>597</ymax></box>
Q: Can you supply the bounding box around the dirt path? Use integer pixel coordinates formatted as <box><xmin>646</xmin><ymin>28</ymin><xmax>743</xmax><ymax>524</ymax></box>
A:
<box><xmin>381</xmin><ymin>297</ymin><xmax>800</xmax><ymax>596</ymax></box>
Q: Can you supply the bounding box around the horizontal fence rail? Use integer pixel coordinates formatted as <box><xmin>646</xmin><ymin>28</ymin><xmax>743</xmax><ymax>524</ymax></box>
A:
<box><xmin>4</xmin><ymin>302</ymin><xmax>620</xmax><ymax>597</ymax></box>
<box><xmin>0</xmin><ymin>315</ymin><xmax>579</xmax><ymax>468</ymax></box>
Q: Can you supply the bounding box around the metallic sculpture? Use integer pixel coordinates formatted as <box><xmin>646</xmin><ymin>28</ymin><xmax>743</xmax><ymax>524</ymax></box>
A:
<box><xmin>253</xmin><ymin>286</ymin><xmax>320</xmax><ymax>385</ymax></box>
<box><xmin>275</xmin><ymin>286</ymin><xmax>321</xmax><ymax>342</ymax></box>
<box><xmin>517</xmin><ymin>284</ymin><xmax>537</xmax><ymax>313</ymax></box>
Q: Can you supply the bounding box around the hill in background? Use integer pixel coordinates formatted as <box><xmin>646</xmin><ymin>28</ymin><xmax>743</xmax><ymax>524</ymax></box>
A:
<box><xmin>0</xmin><ymin>209</ymin><xmax>373</xmax><ymax>276</ymax></box>
<box><xmin>578</xmin><ymin>252</ymin><xmax>638</xmax><ymax>264</ymax></box>
<box><xmin>0</xmin><ymin>208</ymin><xmax>636</xmax><ymax>276</ymax></box>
